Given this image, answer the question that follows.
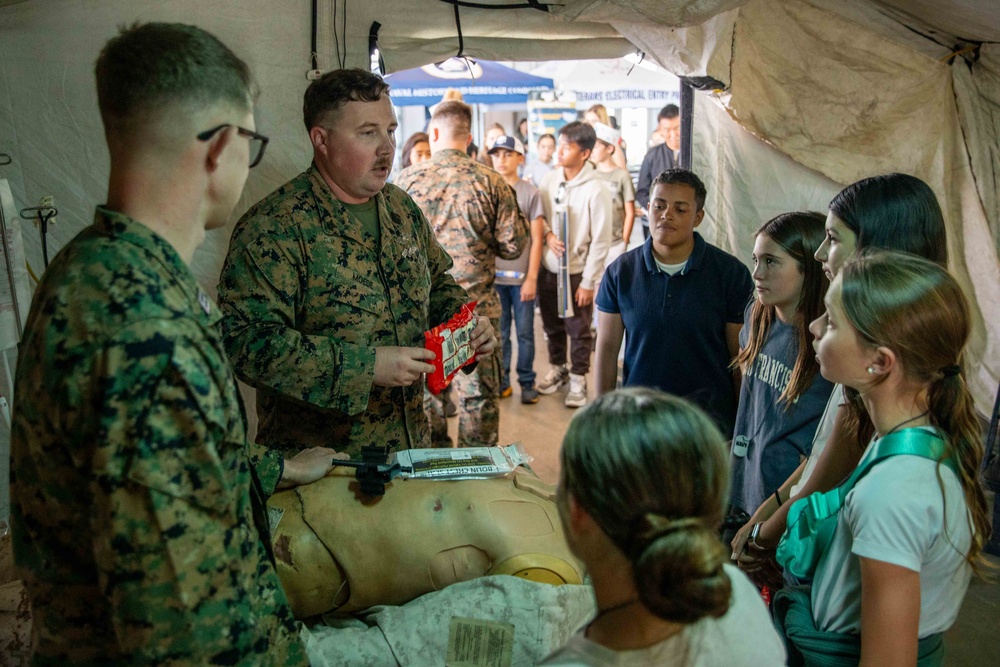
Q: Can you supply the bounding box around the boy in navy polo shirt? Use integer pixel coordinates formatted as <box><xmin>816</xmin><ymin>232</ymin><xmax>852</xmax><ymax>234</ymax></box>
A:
<box><xmin>594</xmin><ymin>169</ymin><xmax>752</xmax><ymax>437</ymax></box>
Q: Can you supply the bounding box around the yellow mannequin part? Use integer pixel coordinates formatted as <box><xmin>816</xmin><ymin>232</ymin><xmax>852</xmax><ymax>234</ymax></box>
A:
<box><xmin>267</xmin><ymin>468</ymin><xmax>583</xmax><ymax>618</ymax></box>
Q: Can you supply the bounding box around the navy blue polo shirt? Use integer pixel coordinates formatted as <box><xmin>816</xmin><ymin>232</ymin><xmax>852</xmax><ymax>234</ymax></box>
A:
<box><xmin>596</xmin><ymin>232</ymin><xmax>753</xmax><ymax>436</ymax></box>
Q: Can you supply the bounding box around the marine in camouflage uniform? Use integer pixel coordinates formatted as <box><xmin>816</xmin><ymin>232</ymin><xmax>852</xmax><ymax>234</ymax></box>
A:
<box><xmin>396</xmin><ymin>148</ymin><xmax>529</xmax><ymax>447</ymax></box>
<box><xmin>218</xmin><ymin>165</ymin><xmax>469</xmax><ymax>491</ymax></box>
<box><xmin>11</xmin><ymin>208</ymin><xmax>306</xmax><ymax>666</ymax></box>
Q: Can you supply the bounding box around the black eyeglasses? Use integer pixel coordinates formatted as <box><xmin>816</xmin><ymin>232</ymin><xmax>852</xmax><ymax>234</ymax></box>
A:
<box><xmin>197</xmin><ymin>124</ymin><xmax>269</xmax><ymax>168</ymax></box>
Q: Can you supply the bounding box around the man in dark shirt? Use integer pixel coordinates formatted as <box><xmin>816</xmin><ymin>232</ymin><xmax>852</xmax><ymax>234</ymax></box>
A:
<box><xmin>595</xmin><ymin>169</ymin><xmax>753</xmax><ymax>437</ymax></box>
<box><xmin>636</xmin><ymin>104</ymin><xmax>680</xmax><ymax>239</ymax></box>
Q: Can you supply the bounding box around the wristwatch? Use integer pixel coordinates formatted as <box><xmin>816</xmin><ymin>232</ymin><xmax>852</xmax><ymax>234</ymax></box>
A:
<box><xmin>748</xmin><ymin>522</ymin><xmax>764</xmax><ymax>549</ymax></box>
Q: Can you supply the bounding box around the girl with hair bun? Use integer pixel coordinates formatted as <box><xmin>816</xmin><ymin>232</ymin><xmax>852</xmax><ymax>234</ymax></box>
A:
<box><xmin>776</xmin><ymin>251</ymin><xmax>990</xmax><ymax>664</ymax></box>
<box><xmin>541</xmin><ymin>388</ymin><xmax>786</xmax><ymax>666</ymax></box>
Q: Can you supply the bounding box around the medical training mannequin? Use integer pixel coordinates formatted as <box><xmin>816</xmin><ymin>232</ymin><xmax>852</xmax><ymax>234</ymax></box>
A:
<box><xmin>268</xmin><ymin>467</ymin><xmax>583</xmax><ymax>618</ymax></box>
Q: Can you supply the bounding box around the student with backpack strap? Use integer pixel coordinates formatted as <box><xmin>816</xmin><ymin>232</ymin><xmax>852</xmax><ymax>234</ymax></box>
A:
<box><xmin>772</xmin><ymin>251</ymin><xmax>991</xmax><ymax>666</ymax></box>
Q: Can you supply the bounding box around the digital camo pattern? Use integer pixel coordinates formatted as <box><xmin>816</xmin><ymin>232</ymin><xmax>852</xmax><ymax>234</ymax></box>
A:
<box><xmin>10</xmin><ymin>208</ymin><xmax>305</xmax><ymax>666</ymax></box>
<box><xmin>397</xmin><ymin>149</ymin><xmax>528</xmax><ymax>447</ymax></box>
<box><xmin>395</xmin><ymin>148</ymin><xmax>529</xmax><ymax>321</ymax></box>
<box><xmin>218</xmin><ymin>166</ymin><xmax>469</xmax><ymax>491</ymax></box>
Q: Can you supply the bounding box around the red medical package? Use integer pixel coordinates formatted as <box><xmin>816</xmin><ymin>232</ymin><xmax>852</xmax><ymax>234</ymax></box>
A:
<box><xmin>424</xmin><ymin>301</ymin><xmax>479</xmax><ymax>394</ymax></box>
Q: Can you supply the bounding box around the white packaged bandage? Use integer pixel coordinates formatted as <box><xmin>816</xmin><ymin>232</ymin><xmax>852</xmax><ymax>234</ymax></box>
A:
<box><xmin>394</xmin><ymin>443</ymin><xmax>532</xmax><ymax>480</ymax></box>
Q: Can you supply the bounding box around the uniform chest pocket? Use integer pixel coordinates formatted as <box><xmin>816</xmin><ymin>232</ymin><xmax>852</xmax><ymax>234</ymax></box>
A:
<box><xmin>312</xmin><ymin>263</ymin><xmax>387</xmax><ymax>317</ymax></box>
<box><xmin>389</xmin><ymin>244</ymin><xmax>432</xmax><ymax>309</ymax></box>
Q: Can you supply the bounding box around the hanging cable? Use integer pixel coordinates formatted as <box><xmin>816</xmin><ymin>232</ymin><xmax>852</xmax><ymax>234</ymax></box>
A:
<box><xmin>340</xmin><ymin>0</ymin><xmax>347</xmax><ymax>67</ymax></box>
<box><xmin>331</xmin><ymin>1</ymin><xmax>340</xmax><ymax>68</ymax></box>
<box><xmin>626</xmin><ymin>51</ymin><xmax>645</xmax><ymax>76</ymax></box>
<box><xmin>439</xmin><ymin>0</ymin><xmax>552</xmax><ymax>58</ymax></box>
<box><xmin>453</xmin><ymin>1</ymin><xmax>465</xmax><ymax>58</ymax></box>
<box><xmin>20</xmin><ymin>205</ymin><xmax>57</xmax><ymax>269</ymax></box>
<box><xmin>438</xmin><ymin>0</ymin><xmax>552</xmax><ymax>10</ymax></box>
<box><xmin>331</xmin><ymin>1</ymin><xmax>348</xmax><ymax>68</ymax></box>
<box><xmin>310</xmin><ymin>0</ymin><xmax>319</xmax><ymax>70</ymax></box>
<box><xmin>369</xmin><ymin>21</ymin><xmax>385</xmax><ymax>74</ymax></box>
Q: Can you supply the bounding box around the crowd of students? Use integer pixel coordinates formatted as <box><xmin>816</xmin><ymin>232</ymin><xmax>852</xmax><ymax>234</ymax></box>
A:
<box><xmin>399</xmin><ymin>106</ymin><xmax>990</xmax><ymax>665</ymax></box>
<box><xmin>545</xmin><ymin>174</ymin><xmax>990</xmax><ymax>666</ymax></box>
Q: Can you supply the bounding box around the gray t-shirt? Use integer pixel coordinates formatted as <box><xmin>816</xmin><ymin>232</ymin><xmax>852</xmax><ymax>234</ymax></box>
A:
<box><xmin>597</xmin><ymin>167</ymin><xmax>636</xmax><ymax>242</ymax></box>
<box><xmin>495</xmin><ymin>179</ymin><xmax>545</xmax><ymax>286</ymax></box>
<box><xmin>523</xmin><ymin>158</ymin><xmax>555</xmax><ymax>187</ymax></box>
<box><xmin>539</xmin><ymin>564</ymin><xmax>786</xmax><ymax>666</ymax></box>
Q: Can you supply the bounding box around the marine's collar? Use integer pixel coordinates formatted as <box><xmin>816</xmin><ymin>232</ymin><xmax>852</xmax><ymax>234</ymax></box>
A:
<box><xmin>92</xmin><ymin>206</ymin><xmax>215</xmax><ymax>318</ymax></box>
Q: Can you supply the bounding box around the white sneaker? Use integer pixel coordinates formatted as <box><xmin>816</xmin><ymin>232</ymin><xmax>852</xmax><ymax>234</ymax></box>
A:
<box><xmin>565</xmin><ymin>373</ymin><xmax>587</xmax><ymax>408</ymax></box>
<box><xmin>537</xmin><ymin>365</ymin><xmax>569</xmax><ymax>394</ymax></box>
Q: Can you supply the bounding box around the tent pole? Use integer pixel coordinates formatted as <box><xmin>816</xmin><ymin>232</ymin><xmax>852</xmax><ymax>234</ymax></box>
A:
<box><xmin>679</xmin><ymin>81</ymin><xmax>694</xmax><ymax>170</ymax></box>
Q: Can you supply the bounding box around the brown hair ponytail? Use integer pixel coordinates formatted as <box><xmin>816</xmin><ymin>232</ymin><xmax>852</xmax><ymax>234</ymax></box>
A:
<box><xmin>629</xmin><ymin>514</ymin><xmax>731</xmax><ymax>623</ymax></box>
<box><xmin>840</xmin><ymin>251</ymin><xmax>991</xmax><ymax>567</ymax></box>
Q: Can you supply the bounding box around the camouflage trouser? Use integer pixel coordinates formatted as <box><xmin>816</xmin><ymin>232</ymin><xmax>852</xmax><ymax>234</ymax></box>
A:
<box><xmin>423</xmin><ymin>321</ymin><xmax>501</xmax><ymax>448</ymax></box>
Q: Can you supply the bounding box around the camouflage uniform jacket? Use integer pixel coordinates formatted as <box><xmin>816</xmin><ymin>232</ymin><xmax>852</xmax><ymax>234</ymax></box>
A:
<box><xmin>218</xmin><ymin>165</ymin><xmax>469</xmax><ymax>492</ymax></box>
<box><xmin>10</xmin><ymin>208</ymin><xmax>306</xmax><ymax>666</ymax></box>
<box><xmin>395</xmin><ymin>148</ymin><xmax>529</xmax><ymax>320</ymax></box>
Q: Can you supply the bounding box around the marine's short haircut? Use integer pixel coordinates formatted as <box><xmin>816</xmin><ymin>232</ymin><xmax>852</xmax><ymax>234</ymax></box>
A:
<box><xmin>303</xmin><ymin>68</ymin><xmax>390</xmax><ymax>131</ymax></box>
<box><xmin>95</xmin><ymin>23</ymin><xmax>255</xmax><ymax>130</ymax></box>
<box><xmin>557</xmin><ymin>121</ymin><xmax>596</xmax><ymax>153</ymax></box>
<box><xmin>431</xmin><ymin>100</ymin><xmax>473</xmax><ymax>135</ymax></box>
<box><xmin>658</xmin><ymin>104</ymin><xmax>680</xmax><ymax>121</ymax></box>
<box><xmin>652</xmin><ymin>168</ymin><xmax>707</xmax><ymax>211</ymax></box>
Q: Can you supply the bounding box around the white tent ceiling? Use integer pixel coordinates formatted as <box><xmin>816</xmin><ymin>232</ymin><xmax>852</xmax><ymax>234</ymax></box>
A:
<box><xmin>523</xmin><ymin>57</ymin><xmax>680</xmax><ymax>108</ymax></box>
<box><xmin>0</xmin><ymin>0</ymin><xmax>997</xmax><ymax>415</ymax></box>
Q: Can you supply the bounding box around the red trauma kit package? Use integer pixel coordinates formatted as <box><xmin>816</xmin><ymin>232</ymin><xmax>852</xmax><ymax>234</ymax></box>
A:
<box><xmin>424</xmin><ymin>301</ymin><xmax>478</xmax><ymax>394</ymax></box>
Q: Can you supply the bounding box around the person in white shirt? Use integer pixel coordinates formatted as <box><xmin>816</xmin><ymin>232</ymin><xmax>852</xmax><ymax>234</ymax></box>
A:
<box><xmin>774</xmin><ymin>251</ymin><xmax>990</xmax><ymax>665</ymax></box>
<box><xmin>591</xmin><ymin>122</ymin><xmax>636</xmax><ymax>252</ymax></box>
<box><xmin>540</xmin><ymin>388</ymin><xmax>786</xmax><ymax>666</ymax></box>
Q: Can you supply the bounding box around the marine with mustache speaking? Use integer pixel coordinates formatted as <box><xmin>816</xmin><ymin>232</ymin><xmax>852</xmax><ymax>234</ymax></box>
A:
<box><xmin>218</xmin><ymin>69</ymin><xmax>497</xmax><ymax>497</ymax></box>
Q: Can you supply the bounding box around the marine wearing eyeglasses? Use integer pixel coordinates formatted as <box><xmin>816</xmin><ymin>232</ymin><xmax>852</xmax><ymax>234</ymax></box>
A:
<box><xmin>10</xmin><ymin>23</ymin><xmax>306</xmax><ymax>665</ymax></box>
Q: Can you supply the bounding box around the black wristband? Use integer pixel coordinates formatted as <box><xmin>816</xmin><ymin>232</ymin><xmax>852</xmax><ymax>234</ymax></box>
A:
<box><xmin>773</xmin><ymin>489</ymin><xmax>783</xmax><ymax>507</ymax></box>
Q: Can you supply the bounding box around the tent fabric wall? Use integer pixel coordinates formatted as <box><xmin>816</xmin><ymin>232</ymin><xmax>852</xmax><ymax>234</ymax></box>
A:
<box><xmin>0</xmin><ymin>0</ymin><xmax>320</xmax><ymax>298</ymax></box>
<box><xmin>617</xmin><ymin>0</ymin><xmax>1000</xmax><ymax>415</ymax></box>
<box><xmin>953</xmin><ymin>44</ymin><xmax>1000</xmax><ymax>256</ymax></box>
<box><xmin>549</xmin><ymin>0</ymin><xmax>746</xmax><ymax>26</ymax></box>
<box><xmin>690</xmin><ymin>94</ymin><xmax>841</xmax><ymax>267</ymax></box>
<box><xmin>314</xmin><ymin>0</ymin><xmax>634</xmax><ymax>73</ymax></box>
<box><xmin>612</xmin><ymin>11</ymin><xmax>737</xmax><ymax>82</ymax></box>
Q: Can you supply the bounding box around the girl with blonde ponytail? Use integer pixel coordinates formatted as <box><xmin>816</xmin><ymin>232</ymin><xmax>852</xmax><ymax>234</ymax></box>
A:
<box><xmin>783</xmin><ymin>250</ymin><xmax>990</xmax><ymax>666</ymax></box>
<box><xmin>541</xmin><ymin>388</ymin><xmax>786</xmax><ymax>666</ymax></box>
